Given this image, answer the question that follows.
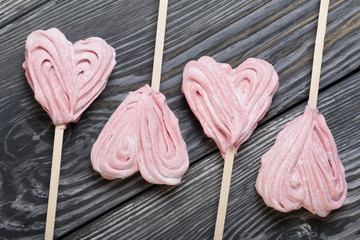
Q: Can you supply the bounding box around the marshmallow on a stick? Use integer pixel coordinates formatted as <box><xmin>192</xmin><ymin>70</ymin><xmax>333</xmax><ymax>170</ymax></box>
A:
<box><xmin>182</xmin><ymin>56</ymin><xmax>279</xmax><ymax>158</ymax></box>
<box><xmin>91</xmin><ymin>85</ymin><xmax>189</xmax><ymax>185</ymax></box>
<box><xmin>23</xmin><ymin>28</ymin><xmax>116</xmax><ymax>126</ymax></box>
<box><xmin>182</xmin><ymin>56</ymin><xmax>279</xmax><ymax>239</ymax></box>
<box><xmin>256</xmin><ymin>0</ymin><xmax>347</xmax><ymax>217</ymax></box>
<box><xmin>23</xmin><ymin>28</ymin><xmax>116</xmax><ymax>239</ymax></box>
<box><xmin>91</xmin><ymin>0</ymin><xmax>189</xmax><ymax>185</ymax></box>
<box><xmin>256</xmin><ymin>104</ymin><xmax>347</xmax><ymax>217</ymax></box>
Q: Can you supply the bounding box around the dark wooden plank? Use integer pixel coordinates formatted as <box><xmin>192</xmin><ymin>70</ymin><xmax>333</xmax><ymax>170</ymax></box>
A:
<box><xmin>0</xmin><ymin>0</ymin><xmax>47</xmax><ymax>29</ymax></box>
<box><xmin>0</xmin><ymin>0</ymin><xmax>359</xmax><ymax>239</ymax></box>
<box><xmin>64</xmin><ymin>70</ymin><xmax>360</xmax><ymax>240</ymax></box>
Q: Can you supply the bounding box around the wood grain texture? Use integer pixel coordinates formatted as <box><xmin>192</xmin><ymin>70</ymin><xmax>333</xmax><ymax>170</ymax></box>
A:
<box><xmin>64</xmin><ymin>70</ymin><xmax>360</xmax><ymax>240</ymax></box>
<box><xmin>0</xmin><ymin>0</ymin><xmax>47</xmax><ymax>29</ymax></box>
<box><xmin>0</xmin><ymin>0</ymin><xmax>359</xmax><ymax>239</ymax></box>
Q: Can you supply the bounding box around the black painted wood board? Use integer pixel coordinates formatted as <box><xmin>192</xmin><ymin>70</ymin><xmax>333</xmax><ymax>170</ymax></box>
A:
<box><xmin>0</xmin><ymin>0</ymin><xmax>47</xmax><ymax>29</ymax></box>
<box><xmin>0</xmin><ymin>0</ymin><xmax>359</xmax><ymax>239</ymax></box>
<box><xmin>64</xmin><ymin>70</ymin><xmax>360</xmax><ymax>240</ymax></box>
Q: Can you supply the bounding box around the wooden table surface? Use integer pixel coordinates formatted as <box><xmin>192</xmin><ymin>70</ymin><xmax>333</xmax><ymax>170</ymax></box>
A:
<box><xmin>1</xmin><ymin>0</ymin><xmax>359</xmax><ymax>239</ymax></box>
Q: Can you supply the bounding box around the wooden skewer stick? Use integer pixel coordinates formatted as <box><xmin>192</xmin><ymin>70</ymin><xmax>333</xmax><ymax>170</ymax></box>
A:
<box><xmin>214</xmin><ymin>3</ymin><xmax>329</xmax><ymax>238</ymax></box>
<box><xmin>214</xmin><ymin>147</ymin><xmax>235</xmax><ymax>240</ymax></box>
<box><xmin>151</xmin><ymin>0</ymin><xmax>168</xmax><ymax>92</ymax></box>
<box><xmin>308</xmin><ymin>0</ymin><xmax>329</xmax><ymax>108</ymax></box>
<box><xmin>213</xmin><ymin>1</ymin><xmax>329</xmax><ymax>239</ymax></box>
<box><xmin>44</xmin><ymin>124</ymin><xmax>65</xmax><ymax>240</ymax></box>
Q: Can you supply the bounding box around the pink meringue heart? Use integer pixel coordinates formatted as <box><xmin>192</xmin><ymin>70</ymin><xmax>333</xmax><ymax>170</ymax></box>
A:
<box><xmin>256</xmin><ymin>104</ymin><xmax>347</xmax><ymax>217</ymax></box>
<box><xmin>91</xmin><ymin>85</ymin><xmax>189</xmax><ymax>185</ymax></box>
<box><xmin>91</xmin><ymin>89</ymin><xmax>140</xmax><ymax>180</ymax></box>
<box><xmin>182</xmin><ymin>56</ymin><xmax>279</xmax><ymax>158</ymax></box>
<box><xmin>23</xmin><ymin>28</ymin><xmax>116</xmax><ymax>125</ymax></box>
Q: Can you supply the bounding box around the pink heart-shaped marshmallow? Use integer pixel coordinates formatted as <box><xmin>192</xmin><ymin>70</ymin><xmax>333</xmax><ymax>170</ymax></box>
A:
<box><xmin>23</xmin><ymin>28</ymin><xmax>116</xmax><ymax>125</ymax></box>
<box><xmin>182</xmin><ymin>56</ymin><xmax>279</xmax><ymax>158</ymax></box>
<box><xmin>91</xmin><ymin>85</ymin><xmax>189</xmax><ymax>185</ymax></box>
<box><xmin>256</xmin><ymin>104</ymin><xmax>347</xmax><ymax>217</ymax></box>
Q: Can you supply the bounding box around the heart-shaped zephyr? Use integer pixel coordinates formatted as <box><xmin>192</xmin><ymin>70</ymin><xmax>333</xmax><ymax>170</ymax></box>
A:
<box><xmin>23</xmin><ymin>28</ymin><xmax>116</xmax><ymax>126</ymax></box>
<box><xmin>182</xmin><ymin>56</ymin><xmax>279</xmax><ymax>158</ymax></box>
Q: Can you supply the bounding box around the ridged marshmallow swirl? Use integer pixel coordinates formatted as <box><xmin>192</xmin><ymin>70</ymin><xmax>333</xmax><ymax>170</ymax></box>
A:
<box><xmin>182</xmin><ymin>56</ymin><xmax>279</xmax><ymax>159</ymax></box>
<box><xmin>23</xmin><ymin>28</ymin><xmax>116</xmax><ymax>125</ymax></box>
<box><xmin>256</xmin><ymin>104</ymin><xmax>347</xmax><ymax>217</ymax></box>
<box><xmin>91</xmin><ymin>85</ymin><xmax>189</xmax><ymax>185</ymax></box>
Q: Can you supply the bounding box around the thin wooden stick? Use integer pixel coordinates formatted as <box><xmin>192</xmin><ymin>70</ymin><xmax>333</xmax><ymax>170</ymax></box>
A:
<box><xmin>44</xmin><ymin>124</ymin><xmax>65</xmax><ymax>240</ymax></box>
<box><xmin>151</xmin><ymin>0</ymin><xmax>168</xmax><ymax>92</ymax></box>
<box><xmin>308</xmin><ymin>0</ymin><xmax>329</xmax><ymax>108</ymax></box>
<box><xmin>214</xmin><ymin>147</ymin><xmax>235</xmax><ymax>240</ymax></box>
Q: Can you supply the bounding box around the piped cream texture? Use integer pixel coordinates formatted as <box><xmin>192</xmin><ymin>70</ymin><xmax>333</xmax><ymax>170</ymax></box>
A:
<box><xmin>182</xmin><ymin>56</ymin><xmax>279</xmax><ymax>159</ymax></box>
<box><xmin>23</xmin><ymin>28</ymin><xmax>116</xmax><ymax>125</ymax></box>
<box><xmin>256</xmin><ymin>104</ymin><xmax>347</xmax><ymax>217</ymax></box>
<box><xmin>91</xmin><ymin>85</ymin><xmax>189</xmax><ymax>185</ymax></box>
